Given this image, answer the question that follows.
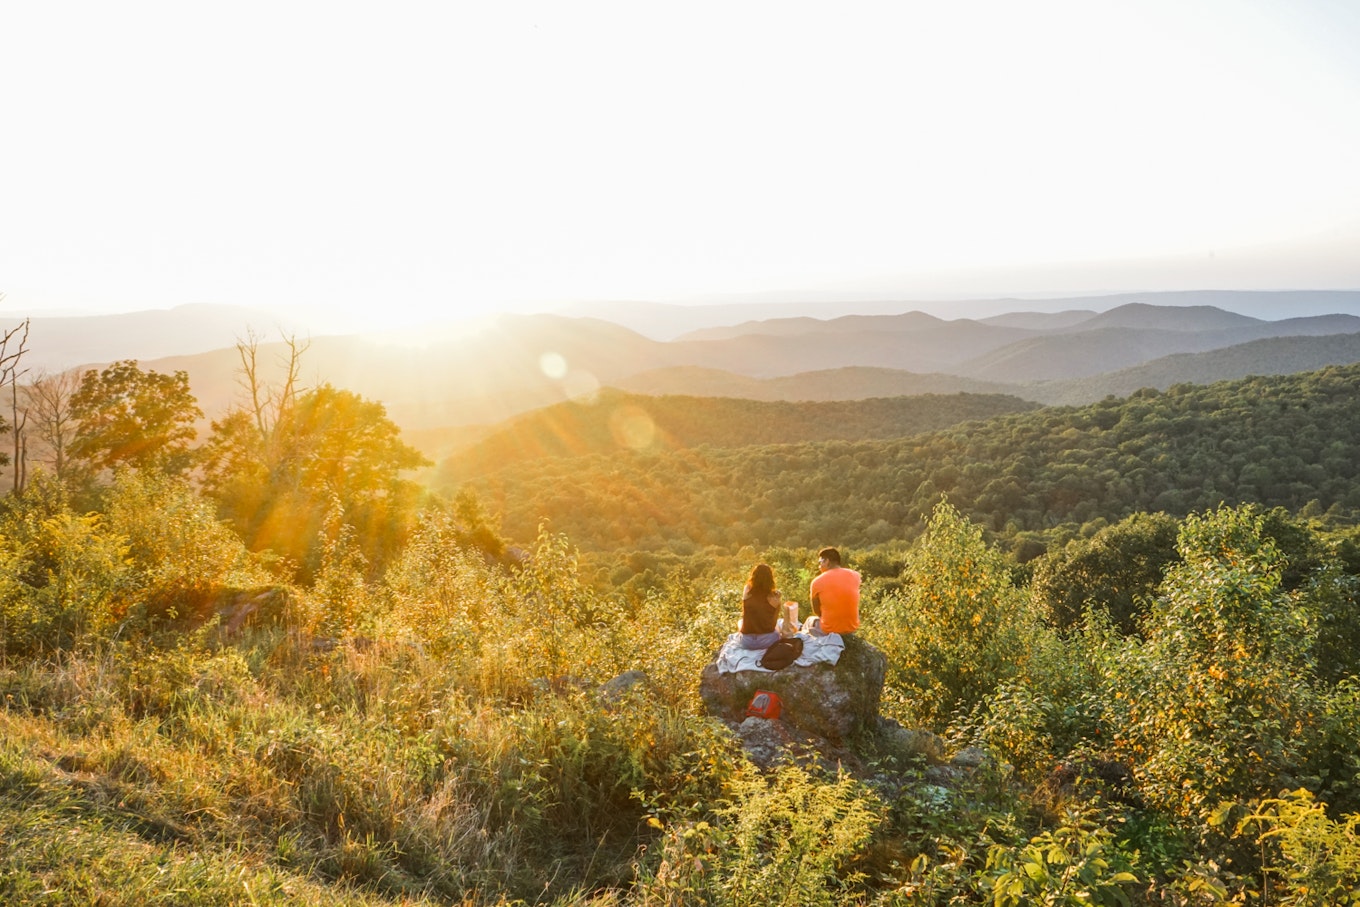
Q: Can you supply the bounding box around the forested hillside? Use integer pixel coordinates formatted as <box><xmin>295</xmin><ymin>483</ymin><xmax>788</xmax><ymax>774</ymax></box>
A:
<box><xmin>612</xmin><ymin>365</ymin><xmax>1020</xmax><ymax>402</ymax></box>
<box><xmin>1035</xmin><ymin>330</ymin><xmax>1360</xmax><ymax>405</ymax></box>
<box><xmin>437</xmin><ymin>389</ymin><xmax>1038</xmax><ymax>481</ymax></box>
<box><xmin>462</xmin><ymin>363</ymin><xmax>1360</xmax><ymax>558</ymax></box>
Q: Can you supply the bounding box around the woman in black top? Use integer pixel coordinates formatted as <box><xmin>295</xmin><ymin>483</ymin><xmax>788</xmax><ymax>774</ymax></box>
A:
<box><xmin>738</xmin><ymin>563</ymin><xmax>784</xmax><ymax>650</ymax></box>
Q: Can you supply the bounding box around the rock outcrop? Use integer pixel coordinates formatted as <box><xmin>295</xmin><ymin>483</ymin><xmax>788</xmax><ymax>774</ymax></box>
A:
<box><xmin>699</xmin><ymin>635</ymin><xmax>887</xmax><ymax>742</ymax></box>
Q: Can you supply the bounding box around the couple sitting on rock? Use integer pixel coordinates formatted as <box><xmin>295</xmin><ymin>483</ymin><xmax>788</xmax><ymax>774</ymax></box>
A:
<box><xmin>738</xmin><ymin>548</ymin><xmax>861</xmax><ymax>650</ymax></box>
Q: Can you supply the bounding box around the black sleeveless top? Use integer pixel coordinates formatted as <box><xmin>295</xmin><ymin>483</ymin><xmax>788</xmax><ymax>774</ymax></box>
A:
<box><xmin>741</xmin><ymin>585</ymin><xmax>780</xmax><ymax>635</ymax></box>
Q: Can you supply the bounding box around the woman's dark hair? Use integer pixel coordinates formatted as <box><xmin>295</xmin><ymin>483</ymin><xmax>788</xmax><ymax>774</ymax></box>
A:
<box><xmin>747</xmin><ymin>563</ymin><xmax>775</xmax><ymax>596</ymax></box>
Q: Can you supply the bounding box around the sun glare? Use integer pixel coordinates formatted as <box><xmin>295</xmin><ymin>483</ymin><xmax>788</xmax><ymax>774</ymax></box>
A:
<box><xmin>562</xmin><ymin>370</ymin><xmax>600</xmax><ymax>402</ymax></box>
<box><xmin>539</xmin><ymin>352</ymin><xmax>568</xmax><ymax>380</ymax></box>
<box><xmin>609</xmin><ymin>405</ymin><xmax>657</xmax><ymax>451</ymax></box>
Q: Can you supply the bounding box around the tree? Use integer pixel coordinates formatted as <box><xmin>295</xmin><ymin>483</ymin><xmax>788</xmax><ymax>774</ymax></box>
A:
<box><xmin>234</xmin><ymin>328</ymin><xmax>307</xmax><ymax>437</ymax></box>
<box><xmin>0</xmin><ymin>316</ymin><xmax>32</xmax><ymax>490</ymax></box>
<box><xmin>68</xmin><ymin>360</ymin><xmax>203</xmax><ymax>475</ymax></box>
<box><xmin>21</xmin><ymin>368</ymin><xmax>81</xmax><ymax>482</ymax></box>
<box><xmin>199</xmin><ymin>331</ymin><xmax>308</xmax><ymax>540</ymax></box>
<box><xmin>202</xmin><ymin>366</ymin><xmax>430</xmax><ymax>575</ymax></box>
<box><xmin>1029</xmin><ymin>511</ymin><xmax>1181</xmax><ymax>635</ymax></box>
<box><xmin>272</xmin><ymin>384</ymin><xmax>428</xmax><ymax>503</ymax></box>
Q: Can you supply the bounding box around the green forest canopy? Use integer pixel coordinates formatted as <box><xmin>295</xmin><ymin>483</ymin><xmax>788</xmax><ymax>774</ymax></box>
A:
<box><xmin>461</xmin><ymin>363</ymin><xmax>1360</xmax><ymax>559</ymax></box>
<box><xmin>436</xmin><ymin>388</ymin><xmax>1038</xmax><ymax>482</ymax></box>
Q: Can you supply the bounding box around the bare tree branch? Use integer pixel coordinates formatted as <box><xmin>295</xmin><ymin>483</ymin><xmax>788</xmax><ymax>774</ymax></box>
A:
<box><xmin>233</xmin><ymin>328</ymin><xmax>311</xmax><ymax>437</ymax></box>
<box><xmin>0</xmin><ymin>318</ymin><xmax>31</xmax><ymax>491</ymax></box>
<box><xmin>278</xmin><ymin>333</ymin><xmax>309</xmax><ymax>414</ymax></box>
<box><xmin>22</xmin><ymin>367</ymin><xmax>81</xmax><ymax>480</ymax></box>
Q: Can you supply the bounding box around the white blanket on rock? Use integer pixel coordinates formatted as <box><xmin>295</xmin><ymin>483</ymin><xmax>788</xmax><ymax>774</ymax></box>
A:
<box><xmin>715</xmin><ymin>632</ymin><xmax>844</xmax><ymax>674</ymax></box>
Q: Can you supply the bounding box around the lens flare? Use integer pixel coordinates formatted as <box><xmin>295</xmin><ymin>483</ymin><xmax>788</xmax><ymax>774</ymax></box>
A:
<box><xmin>563</xmin><ymin>369</ymin><xmax>600</xmax><ymax>402</ymax></box>
<box><xmin>539</xmin><ymin>351</ymin><xmax>568</xmax><ymax>380</ymax></box>
<box><xmin>610</xmin><ymin>405</ymin><xmax>656</xmax><ymax>450</ymax></box>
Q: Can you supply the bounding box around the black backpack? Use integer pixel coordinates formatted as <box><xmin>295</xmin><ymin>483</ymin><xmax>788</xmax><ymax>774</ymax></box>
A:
<box><xmin>760</xmin><ymin>636</ymin><xmax>804</xmax><ymax>670</ymax></box>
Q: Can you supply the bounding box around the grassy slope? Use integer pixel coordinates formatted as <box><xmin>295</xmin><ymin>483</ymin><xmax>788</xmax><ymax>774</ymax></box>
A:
<box><xmin>0</xmin><ymin>709</ymin><xmax>428</xmax><ymax>907</ymax></box>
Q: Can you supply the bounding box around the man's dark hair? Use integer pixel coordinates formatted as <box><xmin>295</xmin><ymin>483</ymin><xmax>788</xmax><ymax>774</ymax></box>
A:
<box><xmin>817</xmin><ymin>547</ymin><xmax>841</xmax><ymax>566</ymax></box>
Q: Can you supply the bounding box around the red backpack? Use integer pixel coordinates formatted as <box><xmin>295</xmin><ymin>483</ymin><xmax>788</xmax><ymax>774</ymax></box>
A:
<box><xmin>745</xmin><ymin>690</ymin><xmax>782</xmax><ymax>719</ymax></box>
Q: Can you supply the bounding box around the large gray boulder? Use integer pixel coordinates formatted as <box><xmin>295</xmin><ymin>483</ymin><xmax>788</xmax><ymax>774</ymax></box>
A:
<box><xmin>699</xmin><ymin>636</ymin><xmax>887</xmax><ymax>742</ymax></box>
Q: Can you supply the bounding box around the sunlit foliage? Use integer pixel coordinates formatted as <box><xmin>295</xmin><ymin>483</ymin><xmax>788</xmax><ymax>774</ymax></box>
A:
<box><xmin>69</xmin><ymin>359</ymin><xmax>202</xmax><ymax>475</ymax></box>
<box><xmin>631</xmin><ymin>764</ymin><xmax>884</xmax><ymax>907</ymax></box>
<box><xmin>868</xmin><ymin>499</ymin><xmax>1044</xmax><ymax>732</ymax></box>
<box><xmin>1114</xmin><ymin>505</ymin><xmax>1321</xmax><ymax>818</ymax></box>
<box><xmin>981</xmin><ymin>807</ymin><xmax>1138</xmax><ymax>907</ymax></box>
<box><xmin>202</xmin><ymin>383</ymin><xmax>429</xmax><ymax>578</ymax></box>
<box><xmin>1237</xmin><ymin>789</ymin><xmax>1360</xmax><ymax>905</ymax></box>
<box><xmin>0</xmin><ymin>472</ymin><xmax>127</xmax><ymax>655</ymax></box>
<box><xmin>386</xmin><ymin>525</ymin><xmax>631</xmax><ymax>701</ymax></box>
<box><xmin>101</xmin><ymin>470</ymin><xmax>274</xmax><ymax>621</ymax></box>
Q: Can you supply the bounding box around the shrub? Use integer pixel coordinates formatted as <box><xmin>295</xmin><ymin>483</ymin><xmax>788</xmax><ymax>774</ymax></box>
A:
<box><xmin>634</xmin><ymin>763</ymin><xmax>885</xmax><ymax>907</ymax></box>
<box><xmin>981</xmin><ymin>807</ymin><xmax>1139</xmax><ymax>906</ymax></box>
<box><xmin>0</xmin><ymin>474</ymin><xmax>129</xmax><ymax>655</ymax></box>
<box><xmin>1239</xmin><ymin>788</ymin><xmax>1360</xmax><ymax>906</ymax></box>
<box><xmin>298</xmin><ymin>497</ymin><xmax>373</xmax><ymax>639</ymax></box>
<box><xmin>1300</xmin><ymin>559</ymin><xmax>1360</xmax><ymax>685</ymax></box>
<box><xmin>1115</xmin><ymin>504</ymin><xmax>1321</xmax><ymax>818</ymax></box>
<box><xmin>101</xmin><ymin>470</ymin><xmax>273</xmax><ymax>623</ymax></box>
<box><xmin>868</xmin><ymin>500</ymin><xmax>1044</xmax><ymax>732</ymax></box>
<box><xmin>963</xmin><ymin>606</ymin><xmax>1129</xmax><ymax>788</ymax></box>
<box><xmin>1299</xmin><ymin>678</ymin><xmax>1360</xmax><ymax>816</ymax></box>
<box><xmin>1029</xmin><ymin>511</ymin><xmax>1180</xmax><ymax>635</ymax></box>
<box><xmin>620</xmin><ymin>570</ymin><xmax>734</xmax><ymax>710</ymax></box>
<box><xmin>382</xmin><ymin>508</ymin><xmax>501</xmax><ymax>666</ymax></box>
<box><xmin>388</xmin><ymin>526</ymin><xmax>630</xmax><ymax>701</ymax></box>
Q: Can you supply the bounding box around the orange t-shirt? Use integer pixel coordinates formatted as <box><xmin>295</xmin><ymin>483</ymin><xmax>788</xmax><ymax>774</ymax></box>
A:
<box><xmin>809</xmin><ymin>567</ymin><xmax>861</xmax><ymax>634</ymax></box>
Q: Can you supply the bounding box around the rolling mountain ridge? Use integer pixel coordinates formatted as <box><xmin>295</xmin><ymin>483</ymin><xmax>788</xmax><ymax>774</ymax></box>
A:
<box><xmin>963</xmin><ymin>314</ymin><xmax>1360</xmax><ymax>382</ymax></box>
<box><xmin>6</xmin><ymin>304</ymin><xmax>307</xmax><ymax>374</ymax></box>
<box><xmin>556</xmin><ymin>289</ymin><xmax>1360</xmax><ymax>338</ymax></box>
<box><xmin>614</xmin><ymin>332</ymin><xmax>1360</xmax><ymax>409</ymax></box>
<box><xmin>14</xmin><ymin>294</ymin><xmax>1360</xmax><ymax>448</ymax></box>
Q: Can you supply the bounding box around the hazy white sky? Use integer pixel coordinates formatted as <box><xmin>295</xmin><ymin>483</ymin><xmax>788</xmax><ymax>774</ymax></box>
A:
<box><xmin>4</xmin><ymin>0</ymin><xmax>1359</xmax><ymax>330</ymax></box>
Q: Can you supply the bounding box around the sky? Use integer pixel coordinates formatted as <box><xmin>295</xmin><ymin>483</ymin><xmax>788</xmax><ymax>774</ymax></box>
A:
<box><xmin>3</xmin><ymin>0</ymin><xmax>1360</xmax><ymax>333</ymax></box>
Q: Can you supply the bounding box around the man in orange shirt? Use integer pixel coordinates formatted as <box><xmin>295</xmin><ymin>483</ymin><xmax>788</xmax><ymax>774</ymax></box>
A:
<box><xmin>808</xmin><ymin>547</ymin><xmax>860</xmax><ymax>636</ymax></box>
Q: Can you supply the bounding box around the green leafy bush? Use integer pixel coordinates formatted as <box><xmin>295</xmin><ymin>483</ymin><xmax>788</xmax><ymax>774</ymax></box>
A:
<box><xmin>1029</xmin><ymin>511</ymin><xmax>1180</xmax><ymax>635</ymax></box>
<box><xmin>298</xmin><ymin>497</ymin><xmax>373</xmax><ymax>639</ymax></box>
<box><xmin>1299</xmin><ymin>678</ymin><xmax>1360</xmax><ymax>817</ymax></box>
<box><xmin>981</xmin><ymin>807</ymin><xmax>1139</xmax><ymax>906</ymax></box>
<box><xmin>634</xmin><ymin>764</ymin><xmax>885</xmax><ymax>907</ymax></box>
<box><xmin>388</xmin><ymin>525</ymin><xmax>630</xmax><ymax>701</ymax></box>
<box><xmin>0</xmin><ymin>474</ymin><xmax>129</xmax><ymax>655</ymax></box>
<box><xmin>101</xmin><ymin>470</ymin><xmax>274</xmax><ymax>622</ymax></box>
<box><xmin>869</xmin><ymin>500</ymin><xmax>1044</xmax><ymax>732</ymax></box>
<box><xmin>1115</xmin><ymin>504</ymin><xmax>1321</xmax><ymax>817</ymax></box>
<box><xmin>382</xmin><ymin>508</ymin><xmax>501</xmax><ymax>664</ymax></box>
<box><xmin>1239</xmin><ymin>788</ymin><xmax>1360</xmax><ymax>906</ymax></box>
